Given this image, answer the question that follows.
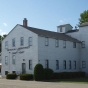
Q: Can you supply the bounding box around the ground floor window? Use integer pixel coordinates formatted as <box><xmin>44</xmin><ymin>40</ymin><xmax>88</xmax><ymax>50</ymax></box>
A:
<box><xmin>12</xmin><ymin>71</ymin><xmax>16</xmax><ymax>74</ymax></box>
<box><xmin>45</xmin><ymin>60</ymin><xmax>49</xmax><ymax>68</ymax></box>
<box><xmin>63</xmin><ymin>60</ymin><xmax>66</xmax><ymax>69</ymax></box>
<box><xmin>29</xmin><ymin>60</ymin><xmax>32</xmax><ymax>69</ymax></box>
<box><xmin>74</xmin><ymin>61</ymin><xmax>76</xmax><ymax>69</ymax></box>
<box><xmin>69</xmin><ymin>60</ymin><xmax>71</xmax><ymax>69</ymax></box>
<box><xmin>82</xmin><ymin>61</ymin><xmax>86</xmax><ymax>68</ymax></box>
<box><xmin>56</xmin><ymin>60</ymin><xmax>59</xmax><ymax>70</ymax></box>
<box><xmin>5</xmin><ymin>71</ymin><xmax>8</xmax><ymax>75</ymax></box>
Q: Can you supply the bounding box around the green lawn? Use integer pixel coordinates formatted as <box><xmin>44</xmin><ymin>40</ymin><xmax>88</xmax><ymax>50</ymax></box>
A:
<box><xmin>45</xmin><ymin>78</ymin><xmax>88</xmax><ymax>84</ymax></box>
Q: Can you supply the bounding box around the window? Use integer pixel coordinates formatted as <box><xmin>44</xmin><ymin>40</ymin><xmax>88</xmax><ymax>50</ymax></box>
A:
<box><xmin>5</xmin><ymin>41</ymin><xmax>8</xmax><ymax>48</ymax></box>
<box><xmin>5</xmin><ymin>71</ymin><xmax>8</xmax><ymax>75</ymax></box>
<box><xmin>63</xmin><ymin>40</ymin><xmax>66</xmax><ymax>48</ymax></box>
<box><xmin>12</xmin><ymin>55</ymin><xmax>16</xmax><ymax>64</ymax></box>
<box><xmin>73</xmin><ymin>42</ymin><xmax>76</xmax><ymax>48</ymax></box>
<box><xmin>12</xmin><ymin>71</ymin><xmax>16</xmax><ymax>74</ymax></box>
<box><xmin>69</xmin><ymin>60</ymin><xmax>71</xmax><ymax>69</ymax></box>
<box><xmin>56</xmin><ymin>60</ymin><xmax>59</xmax><ymax>69</ymax></box>
<box><xmin>55</xmin><ymin>39</ymin><xmax>58</xmax><ymax>47</ymax></box>
<box><xmin>20</xmin><ymin>37</ymin><xmax>24</xmax><ymax>46</ymax></box>
<box><xmin>82</xmin><ymin>41</ymin><xmax>85</xmax><ymax>48</ymax></box>
<box><xmin>29</xmin><ymin>60</ymin><xmax>32</xmax><ymax>69</ymax></box>
<box><xmin>45</xmin><ymin>60</ymin><xmax>49</xmax><ymax>68</ymax></box>
<box><xmin>63</xmin><ymin>60</ymin><xmax>66</xmax><ymax>69</ymax></box>
<box><xmin>45</xmin><ymin>37</ymin><xmax>49</xmax><ymax>46</ymax></box>
<box><xmin>12</xmin><ymin>38</ymin><xmax>15</xmax><ymax>47</ymax></box>
<box><xmin>74</xmin><ymin>61</ymin><xmax>76</xmax><ymax>69</ymax></box>
<box><xmin>28</xmin><ymin>37</ymin><xmax>32</xmax><ymax>46</ymax></box>
<box><xmin>5</xmin><ymin>56</ymin><xmax>8</xmax><ymax>65</ymax></box>
<box><xmin>82</xmin><ymin>61</ymin><xmax>86</xmax><ymax>68</ymax></box>
<box><xmin>60</xmin><ymin>27</ymin><xmax>62</xmax><ymax>32</ymax></box>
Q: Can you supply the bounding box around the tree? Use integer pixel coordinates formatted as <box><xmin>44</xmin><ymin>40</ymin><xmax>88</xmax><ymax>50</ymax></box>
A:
<box><xmin>79</xmin><ymin>10</ymin><xmax>88</xmax><ymax>24</ymax></box>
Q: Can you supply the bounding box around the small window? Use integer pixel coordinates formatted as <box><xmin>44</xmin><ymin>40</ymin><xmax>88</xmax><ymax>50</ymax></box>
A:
<box><xmin>12</xmin><ymin>71</ymin><xmax>16</xmax><ymax>74</ymax></box>
<box><xmin>45</xmin><ymin>37</ymin><xmax>49</xmax><ymax>46</ymax></box>
<box><xmin>69</xmin><ymin>60</ymin><xmax>71</xmax><ymax>69</ymax></box>
<box><xmin>20</xmin><ymin>37</ymin><xmax>24</xmax><ymax>46</ymax></box>
<box><xmin>63</xmin><ymin>40</ymin><xmax>66</xmax><ymax>48</ymax></box>
<box><xmin>82</xmin><ymin>61</ymin><xmax>86</xmax><ymax>68</ymax></box>
<box><xmin>63</xmin><ymin>60</ymin><xmax>66</xmax><ymax>69</ymax></box>
<box><xmin>55</xmin><ymin>39</ymin><xmax>59</xmax><ymax>47</ymax></box>
<box><xmin>45</xmin><ymin>60</ymin><xmax>49</xmax><ymax>68</ymax></box>
<box><xmin>12</xmin><ymin>38</ymin><xmax>15</xmax><ymax>47</ymax></box>
<box><xmin>5</xmin><ymin>71</ymin><xmax>8</xmax><ymax>75</ymax></box>
<box><xmin>28</xmin><ymin>37</ymin><xmax>32</xmax><ymax>46</ymax></box>
<box><xmin>73</xmin><ymin>42</ymin><xmax>76</xmax><ymax>48</ymax></box>
<box><xmin>82</xmin><ymin>41</ymin><xmax>85</xmax><ymax>48</ymax></box>
<box><xmin>5</xmin><ymin>41</ymin><xmax>8</xmax><ymax>48</ymax></box>
<box><xmin>56</xmin><ymin>60</ymin><xmax>59</xmax><ymax>69</ymax></box>
<box><xmin>5</xmin><ymin>56</ymin><xmax>8</xmax><ymax>65</ymax></box>
<box><xmin>74</xmin><ymin>61</ymin><xmax>76</xmax><ymax>69</ymax></box>
<box><xmin>60</xmin><ymin>27</ymin><xmax>62</xmax><ymax>32</ymax></box>
<box><xmin>29</xmin><ymin>60</ymin><xmax>32</xmax><ymax>69</ymax></box>
<box><xmin>12</xmin><ymin>55</ymin><xmax>16</xmax><ymax>64</ymax></box>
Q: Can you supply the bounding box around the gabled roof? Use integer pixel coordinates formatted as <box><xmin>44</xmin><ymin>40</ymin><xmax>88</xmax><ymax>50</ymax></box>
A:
<box><xmin>20</xmin><ymin>25</ymin><xmax>81</xmax><ymax>43</ymax></box>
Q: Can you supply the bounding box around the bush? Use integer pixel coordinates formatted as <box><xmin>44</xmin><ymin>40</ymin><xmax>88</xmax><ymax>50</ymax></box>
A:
<box><xmin>34</xmin><ymin>64</ymin><xmax>44</xmax><ymax>81</ymax></box>
<box><xmin>44</xmin><ymin>68</ymin><xmax>53</xmax><ymax>80</ymax></box>
<box><xmin>53</xmin><ymin>73</ymin><xmax>62</xmax><ymax>79</ymax></box>
<box><xmin>20</xmin><ymin>74</ymin><xmax>33</xmax><ymax>80</ymax></box>
<box><xmin>6</xmin><ymin>73</ymin><xmax>17</xmax><ymax>79</ymax></box>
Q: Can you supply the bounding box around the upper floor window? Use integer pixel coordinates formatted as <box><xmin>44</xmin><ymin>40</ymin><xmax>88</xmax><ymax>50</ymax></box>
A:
<box><xmin>28</xmin><ymin>37</ymin><xmax>32</xmax><ymax>46</ymax></box>
<box><xmin>20</xmin><ymin>37</ymin><xmax>24</xmax><ymax>46</ymax></box>
<box><xmin>69</xmin><ymin>60</ymin><xmax>71</xmax><ymax>69</ymax></box>
<box><xmin>63</xmin><ymin>60</ymin><xmax>66</xmax><ymax>69</ymax></box>
<box><xmin>82</xmin><ymin>61</ymin><xmax>86</xmax><ymax>68</ymax></box>
<box><xmin>82</xmin><ymin>41</ymin><xmax>85</xmax><ymax>48</ymax></box>
<box><xmin>73</xmin><ymin>42</ymin><xmax>76</xmax><ymax>48</ymax></box>
<box><xmin>29</xmin><ymin>60</ymin><xmax>32</xmax><ymax>69</ymax></box>
<box><xmin>60</xmin><ymin>27</ymin><xmax>62</xmax><ymax>32</ymax></box>
<box><xmin>12</xmin><ymin>55</ymin><xmax>16</xmax><ymax>64</ymax></box>
<box><xmin>63</xmin><ymin>40</ymin><xmax>66</xmax><ymax>48</ymax></box>
<box><xmin>5</xmin><ymin>41</ymin><xmax>8</xmax><ymax>48</ymax></box>
<box><xmin>74</xmin><ymin>61</ymin><xmax>76</xmax><ymax>69</ymax></box>
<box><xmin>12</xmin><ymin>38</ymin><xmax>15</xmax><ymax>47</ymax></box>
<box><xmin>45</xmin><ymin>60</ymin><xmax>49</xmax><ymax>68</ymax></box>
<box><xmin>5</xmin><ymin>56</ymin><xmax>8</xmax><ymax>65</ymax></box>
<box><xmin>55</xmin><ymin>39</ymin><xmax>59</xmax><ymax>47</ymax></box>
<box><xmin>45</xmin><ymin>37</ymin><xmax>49</xmax><ymax>46</ymax></box>
<box><xmin>56</xmin><ymin>60</ymin><xmax>59</xmax><ymax>70</ymax></box>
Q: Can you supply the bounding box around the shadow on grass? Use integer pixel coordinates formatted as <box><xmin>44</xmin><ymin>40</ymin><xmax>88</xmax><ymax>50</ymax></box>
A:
<box><xmin>44</xmin><ymin>77</ymin><xmax>88</xmax><ymax>83</ymax></box>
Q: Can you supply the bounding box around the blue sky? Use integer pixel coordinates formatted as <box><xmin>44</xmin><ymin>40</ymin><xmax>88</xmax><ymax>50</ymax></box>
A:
<box><xmin>0</xmin><ymin>0</ymin><xmax>88</xmax><ymax>35</ymax></box>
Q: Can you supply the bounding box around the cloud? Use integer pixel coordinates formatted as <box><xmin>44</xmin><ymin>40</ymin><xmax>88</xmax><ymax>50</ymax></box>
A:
<box><xmin>0</xmin><ymin>29</ymin><xmax>6</xmax><ymax>36</ymax></box>
<box><xmin>3</xmin><ymin>23</ymin><xmax>7</xmax><ymax>26</ymax></box>
<box><xmin>59</xmin><ymin>20</ymin><xmax>63</xmax><ymax>23</ymax></box>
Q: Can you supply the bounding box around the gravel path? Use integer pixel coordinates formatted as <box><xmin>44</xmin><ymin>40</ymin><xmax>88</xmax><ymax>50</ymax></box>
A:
<box><xmin>0</xmin><ymin>79</ymin><xmax>88</xmax><ymax>88</ymax></box>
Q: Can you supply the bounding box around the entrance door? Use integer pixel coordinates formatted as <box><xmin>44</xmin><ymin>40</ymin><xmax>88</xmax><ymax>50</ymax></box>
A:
<box><xmin>22</xmin><ymin>63</ymin><xmax>26</xmax><ymax>74</ymax></box>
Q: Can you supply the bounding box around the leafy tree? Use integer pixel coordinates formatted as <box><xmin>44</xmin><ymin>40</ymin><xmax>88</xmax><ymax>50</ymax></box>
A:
<box><xmin>79</xmin><ymin>10</ymin><xmax>88</xmax><ymax>24</ymax></box>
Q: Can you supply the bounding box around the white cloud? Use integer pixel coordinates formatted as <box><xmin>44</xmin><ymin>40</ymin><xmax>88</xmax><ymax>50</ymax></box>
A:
<box><xmin>3</xmin><ymin>23</ymin><xmax>7</xmax><ymax>26</ymax></box>
<box><xmin>0</xmin><ymin>29</ymin><xmax>6</xmax><ymax>36</ymax></box>
<box><xmin>59</xmin><ymin>20</ymin><xmax>63</xmax><ymax>23</ymax></box>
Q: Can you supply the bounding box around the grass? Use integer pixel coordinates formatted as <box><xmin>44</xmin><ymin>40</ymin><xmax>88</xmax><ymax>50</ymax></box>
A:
<box><xmin>45</xmin><ymin>78</ymin><xmax>88</xmax><ymax>84</ymax></box>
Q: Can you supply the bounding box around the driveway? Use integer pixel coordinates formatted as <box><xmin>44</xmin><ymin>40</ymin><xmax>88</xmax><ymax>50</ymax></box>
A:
<box><xmin>0</xmin><ymin>79</ymin><xmax>88</xmax><ymax>88</ymax></box>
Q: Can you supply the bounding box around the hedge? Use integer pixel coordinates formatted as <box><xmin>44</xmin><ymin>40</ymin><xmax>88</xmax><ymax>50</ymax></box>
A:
<box><xmin>6</xmin><ymin>73</ymin><xmax>17</xmax><ymax>79</ymax></box>
<box><xmin>20</xmin><ymin>74</ymin><xmax>33</xmax><ymax>80</ymax></box>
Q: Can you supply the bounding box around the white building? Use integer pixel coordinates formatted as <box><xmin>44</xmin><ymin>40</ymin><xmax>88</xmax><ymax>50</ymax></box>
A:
<box><xmin>1</xmin><ymin>18</ymin><xmax>88</xmax><ymax>77</ymax></box>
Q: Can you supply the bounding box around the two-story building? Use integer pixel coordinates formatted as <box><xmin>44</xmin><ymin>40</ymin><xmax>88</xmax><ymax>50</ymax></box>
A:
<box><xmin>1</xmin><ymin>18</ymin><xmax>87</xmax><ymax>77</ymax></box>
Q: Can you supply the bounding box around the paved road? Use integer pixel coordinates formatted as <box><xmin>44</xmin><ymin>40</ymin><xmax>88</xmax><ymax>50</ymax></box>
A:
<box><xmin>0</xmin><ymin>79</ymin><xmax>88</xmax><ymax>88</ymax></box>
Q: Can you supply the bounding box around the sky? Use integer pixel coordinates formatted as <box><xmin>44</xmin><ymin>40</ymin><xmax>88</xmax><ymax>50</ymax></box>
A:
<box><xmin>0</xmin><ymin>0</ymin><xmax>88</xmax><ymax>35</ymax></box>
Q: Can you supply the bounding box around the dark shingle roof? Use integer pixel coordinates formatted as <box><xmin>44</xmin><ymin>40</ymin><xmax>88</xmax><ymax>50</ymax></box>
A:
<box><xmin>20</xmin><ymin>25</ymin><xmax>81</xmax><ymax>43</ymax></box>
<box><xmin>66</xmin><ymin>29</ymin><xmax>79</xmax><ymax>33</ymax></box>
<box><xmin>79</xmin><ymin>22</ymin><xmax>88</xmax><ymax>27</ymax></box>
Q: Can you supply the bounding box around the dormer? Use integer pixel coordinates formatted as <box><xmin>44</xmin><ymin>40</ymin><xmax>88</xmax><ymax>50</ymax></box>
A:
<box><xmin>57</xmin><ymin>24</ymin><xmax>73</xmax><ymax>33</ymax></box>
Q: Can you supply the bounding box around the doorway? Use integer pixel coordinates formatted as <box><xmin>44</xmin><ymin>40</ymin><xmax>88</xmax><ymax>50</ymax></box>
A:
<box><xmin>22</xmin><ymin>63</ymin><xmax>26</xmax><ymax>74</ymax></box>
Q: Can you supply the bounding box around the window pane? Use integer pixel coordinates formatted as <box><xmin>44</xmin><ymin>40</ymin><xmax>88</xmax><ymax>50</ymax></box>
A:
<box><xmin>56</xmin><ymin>60</ymin><xmax>59</xmax><ymax>69</ymax></box>
<box><xmin>55</xmin><ymin>40</ymin><xmax>58</xmax><ymax>47</ymax></box>
<box><xmin>12</xmin><ymin>55</ymin><xmax>15</xmax><ymax>64</ymax></box>
<box><xmin>63</xmin><ymin>60</ymin><xmax>66</xmax><ymax>69</ymax></box>
<box><xmin>63</xmin><ymin>41</ymin><xmax>66</xmax><ymax>48</ymax></box>
<box><xmin>5</xmin><ymin>56</ymin><xmax>8</xmax><ymax>65</ymax></box>
<box><xmin>82</xmin><ymin>61</ymin><xmax>86</xmax><ymax>68</ymax></box>
<box><xmin>29</xmin><ymin>37</ymin><xmax>32</xmax><ymax>46</ymax></box>
<box><xmin>29</xmin><ymin>60</ymin><xmax>32</xmax><ymax>69</ymax></box>
<box><xmin>5</xmin><ymin>41</ymin><xmax>8</xmax><ymax>48</ymax></box>
<box><xmin>45</xmin><ymin>60</ymin><xmax>49</xmax><ymax>68</ymax></box>
<box><xmin>12</xmin><ymin>38</ymin><xmax>15</xmax><ymax>47</ymax></box>
<box><xmin>20</xmin><ymin>37</ymin><xmax>24</xmax><ymax>46</ymax></box>
<box><xmin>45</xmin><ymin>38</ymin><xmax>49</xmax><ymax>46</ymax></box>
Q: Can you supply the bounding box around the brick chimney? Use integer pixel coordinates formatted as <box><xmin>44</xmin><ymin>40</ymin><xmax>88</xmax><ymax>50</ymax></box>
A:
<box><xmin>23</xmin><ymin>18</ymin><xmax>27</xmax><ymax>27</ymax></box>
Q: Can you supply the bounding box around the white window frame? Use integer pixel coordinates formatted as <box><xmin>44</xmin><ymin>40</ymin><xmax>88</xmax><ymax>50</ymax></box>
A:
<box><xmin>5</xmin><ymin>41</ymin><xmax>8</xmax><ymax>48</ymax></box>
<box><xmin>56</xmin><ymin>60</ymin><xmax>59</xmax><ymax>70</ymax></box>
<box><xmin>45</xmin><ymin>37</ymin><xmax>49</xmax><ymax>46</ymax></box>
<box><xmin>12</xmin><ymin>55</ymin><xmax>16</xmax><ymax>64</ymax></box>
<box><xmin>82</xmin><ymin>41</ymin><xmax>85</xmax><ymax>48</ymax></box>
<box><xmin>12</xmin><ymin>38</ymin><xmax>15</xmax><ymax>47</ymax></box>
<box><xmin>28</xmin><ymin>37</ymin><xmax>32</xmax><ymax>46</ymax></box>
<box><xmin>20</xmin><ymin>37</ymin><xmax>24</xmax><ymax>46</ymax></box>
<box><xmin>29</xmin><ymin>60</ymin><xmax>32</xmax><ymax>69</ymax></box>
<box><xmin>55</xmin><ymin>39</ymin><xmax>58</xmax><ymax>47</ymax></box>
<box><xmin>5</xmin><ymin>56</ymin><xmax>8</xmax><ymax>65</ymax></box>
<box><xmin>73</xmin><ymin>42</ymin><xmax>76</xmax><ymax>48</ymax></box>
<box><xmin>63</xmin><ymin>40</ymin><xmax>66</xmax><ymax>48</ymax></box>
<box><xmin>82</xmin><ymin>61</ymin><xmax>86</xmax><ymax>68</ymax></box>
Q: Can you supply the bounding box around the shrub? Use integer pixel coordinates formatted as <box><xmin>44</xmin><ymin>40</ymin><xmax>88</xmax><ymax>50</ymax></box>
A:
<box><xmin>20</xmin><ymin>74</ymin><xmax>33</xmax><ymax>80</ymax></box>
<box><xmin>6</xmin><ymin>73</ymin><xmax>17</xmax><ymax>79</ymax></box>
<box><xmin>53</xmin><ymin>72</ymin><xmax>62</xmax><ymax>79</ymax></box>
<box><xmin>44</xmin><ymin>68</ymin><xmax>53</xmax><ymax>80</ymax></box>
<box><xmin>34</xmin><ymin>64</ymin><xmax>44</xmax><ymax>81</ymax></box>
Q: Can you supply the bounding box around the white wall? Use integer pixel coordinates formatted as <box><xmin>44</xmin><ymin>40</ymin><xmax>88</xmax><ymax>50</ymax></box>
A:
<box><xmin>2</xmin><ymin>25</ymin><xmax>38</xmax><ymax>77</ymax></box>
<box><xmin>38</xmin><ymin>36</ymin><xmax>80</xmax><ymax>72</ymax></box>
